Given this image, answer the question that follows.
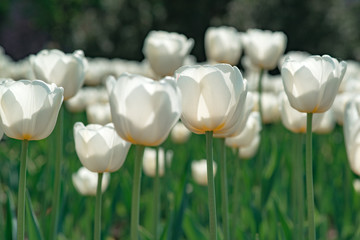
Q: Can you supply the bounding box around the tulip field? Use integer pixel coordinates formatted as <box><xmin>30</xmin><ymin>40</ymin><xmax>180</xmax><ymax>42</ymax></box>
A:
<box><xmin>0</xmin><ymin>25</ymin><xmax>360</xmax><ymax>240</ymax></box>
<box><xmin>0</xmin><ymin>110</ymin><xmax>358</xmax><ymax>240</ymax></box>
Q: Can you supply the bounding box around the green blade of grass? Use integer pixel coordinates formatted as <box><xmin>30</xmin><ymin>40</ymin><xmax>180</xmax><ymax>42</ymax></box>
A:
<box><xmin>25</xmin><ymin>190</ymin><xmax>44</xmax><ymax>240</ymax></box>
<box><xmin>5</xmin><ymin>189</ymin><xmax>17</xmax><ymax>240</ymax></box>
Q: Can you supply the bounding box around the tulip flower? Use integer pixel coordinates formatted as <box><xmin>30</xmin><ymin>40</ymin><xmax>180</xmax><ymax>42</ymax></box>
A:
<box><xmin>333</xmin><ymin>92</ymin><xmax>356</xmax><ymax>125</ymax></box>
<box><xmin>143</xmin><ymin>30</ymin><xmax>194</xmax><ymax>77</ymax></box>
<box><xmin>191</xmin><ymin>159</ymin><xmax>217</xmax><ymax>186</ymax></box>
<box><xmin>74</xmin><ymin>122</ymin><xmax>130</xmax><ymax>240</ymax></box>
<box><xmin>170</xmin><ymin>121</ymin><xmax>192</xmax><ymax>144</ymax></box>
<box><xmin>281</xmin><ymin>54</ymin><xmax>347</xmax><ymax>240</ymax></box>
<box><xmin>86</xmin><ymin>102</ymin><xmax>112</xmax><ymax>125</ymax></box>
<box><xmin>106</xmin><ymin>73</ymin><xmax>181</xmax><ymax>240</ymax></box>
<box><xmin>278</xmin><ymin>51</ymin><xmax>310</xmax><ymax>69</ymax></box>
<box><xmin>253</xmin><ymin>91</ymin><xmax>281</xmax><ymax>124</ymax></box>
<box><xmin>175</xmin><ymin>64</ymin><xmax>247</xmax><ymax>136</ymax></box>
<box><xmin>72</xmin><ymin>167</ymin><xmax>110</xmax><ymax>196</ymax></box>
<box><xmin>344</xmin><ymin>96</ymin><xmax>360</xmax><ymax>176</ymax></box>
<box><xmin>65</xmin><ymin>86</ymin><xmax>108</xmax><ymax>113</ymax></box>
<box><xmin>242</xmin><ymin>28</ymin><xmax>287</xmax><ymax>123</ymax></box>
<box><xmin>204</xmin><ymin>26</ymin><xmax>242</xmax><ymax>65</ymax></box>
<box><xmin>0</xmin><ymin>79</ymin><xmax>64</xmax><ymax>140</ymax></box>
<box><xmin>176</xmin><ymin>63</ymin><xmax>247</xmax><ymax>240</ymax></box>
<box><xmin>74</xmin><ymin>122</ymin><xmax>131</xmax><ymax>173</ymax></box>
<box><xmin>226</xmin><ymin>111</ymin><xmax>261</xmax><ymax>148</ymax></box>
<box><xmin>278</xmin><ymin>92</ymin><xmax>324</xmax><ymax>134</ymax></box>
<box><xmin>281</xmin><ymin>55</ymin><xmax>347</xmax><ymax>113</ymax></box>
<box><xmin>238</xmin><ymin>134</ymin><xmax>261</xmax><ymax>159</ymax></box>
<box><xmin>339</xmin><ymin>60</ymin><xmax>360</xmax><ymax>92</ymax></box>
<box><xmin>313</xmin><ymin>108</ymin><xmax>335</xmax><ymax>134</ymax></box>
<box><xmin>30</xmin><ymin>49</ymin><xmax>87</xmax><ymax>100</ymax></box>
<box><xmin>242</xmin><ymin>28</ymin><xmax>287</xmax><ymax>70</ymax></box>
<box><xmin>31</xmin><ymin>50</ymin><xmax>88</xmax><ymax>238</ymax></box>
<box><xmin>142</xmin><ymin>147</ymin><xmax>173</xmax><ymax>177</ymax></box>
<box><xmin>106</xmin><ymin>73</ymin><xmax>181</xmax><ymax>146</ymax></box>
<box><xmin>0</xmin><ymin>79</ymin><xmax>63</xmax><ymax>240</ymax></box>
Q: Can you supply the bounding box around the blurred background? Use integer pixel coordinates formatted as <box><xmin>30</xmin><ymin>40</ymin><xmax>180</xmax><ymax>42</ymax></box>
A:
<box><xmin>0</xmin><ymin>0</ymin><xmax>359</xmax><ymax>62</ymax></box>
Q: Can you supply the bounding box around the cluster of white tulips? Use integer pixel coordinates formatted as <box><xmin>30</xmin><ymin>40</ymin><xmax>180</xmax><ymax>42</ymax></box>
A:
<box><xmin>1</xmin><ymin>25</ymin><xmax>360</xmax><ymax>240</ymax></box>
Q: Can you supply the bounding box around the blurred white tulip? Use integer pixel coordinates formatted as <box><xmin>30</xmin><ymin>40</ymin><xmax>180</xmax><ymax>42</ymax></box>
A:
<box><xmin>143</xmin><ymin>30</ymin><xmax>194</xmax><ymax>77</ymax></box>
<box><xmin>191</xmin><ymin>159</ymin><xmax>217</xmax><ymax>186</ymax></box>
<box><xmin>72</xmin><ymin>167</ymin><xmax>110</xmax><ymax>196</ymax></box>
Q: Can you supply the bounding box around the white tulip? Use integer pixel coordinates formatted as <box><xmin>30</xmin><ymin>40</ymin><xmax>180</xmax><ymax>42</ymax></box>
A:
<box><xmin>106</xmin><ymin>73</ymin><xmax>181</xmax><ymax>146</ymax></box>
<box><xmin>226</xmin><ymin>111</ymin><xmax>261</xmax><ymax>148</ymax></box>
<box><xmin>0</xmin><ymin>79</ymin><xmax>63</xmax><ymax>140</ymax></box>
<box><xmin>204</xmin><ymin>26</ymin><xmax>242</xmax><ymax>65</ymax></box>
<box><xmin>142</xmin><ymin>147</ymin><xmax>173</xmax><ymax>177</ymax></box>
<box><xmin>72</xmin><ymin>167</ymin><xmax>110</xmax><ymax>196</ymax></box>
<box><xmin>242</xmin><ymin>29</ymin><xmax>287</xmax><ymax>70</ymax></box>
<box><xmin>143</xmin><ymin>30</ymin><xmax>194</xmax><ymax>77</ymax></box>
<box><xmin>74</xmin><ymin>122</ymin><xmax>131</xmax><ymax>172</ymax></box>
<box><xmin>170</xmin><ymin>121</ymin><xmax>191</xmax><ymax>144</ymax></box>
<box><xmin>281</xmin><ymin>55</ymin><xmax>347</xmax><ymax>113</ymax></box>
<box><xmin>191</xmin><ymin>159</ymin><xmax>217</xmax><ymax>186</ymax></box>
<box><xmin>86</xmin><ymin>102</ymin><xmax>112</xmax><ymax>125</ymax></box>
<box><xmin>344</xmin><ymin>96</ymin><xmax>360</xmax><ymax>175</ymax></box>
<box><xmin>175</xmin><ymin>64</ymin><xmax>248</xmax><ymax>136</ymax></box>
<box><xmin>31</xmin><ymin>49</ymin><xmax>87</xmax><ymax>100</ymax></box>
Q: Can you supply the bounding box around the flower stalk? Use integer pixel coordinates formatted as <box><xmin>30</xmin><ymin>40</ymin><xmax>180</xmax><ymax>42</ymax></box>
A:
<box><xmin>206</xmin><ymin>131</ymin><xmax>217</xmax><ymax>240</ymax></box>
<box><xmin>257</xmin><ymin>69</ymin><xmax>265</xmax><ymax>123</ymax></box>
<box><xmin>130</xmin><ymin>145</ymin><xmax>145</xmax><ymax>240</ymax></box>
<box><xmin>94</xmin><ymin>172</ymin><xmax>103</xmax><ymax>240</ymax></box>
<box><xmin>17</xmin><ymin>139</ymin><xmax>29</xmax><ymax>240</ymax></box>
<box><xmin>153</xmin><ymin>147</ymin><xmax>160</xmax><ymax>240</ymax></box>
<box><xmin>306</xmin><ymin>113</ymin><xmax>315</xmax><ymax>240</ymax></box>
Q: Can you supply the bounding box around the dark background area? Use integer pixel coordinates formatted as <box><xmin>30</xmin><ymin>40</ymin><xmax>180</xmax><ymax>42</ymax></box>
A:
<box><xmin>0</xmin><ymin>0</ymin><xmax>359</xmax><ymax>62</ymax></box>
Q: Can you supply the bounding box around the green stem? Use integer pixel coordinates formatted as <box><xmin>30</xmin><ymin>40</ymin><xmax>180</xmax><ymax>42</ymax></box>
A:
<box><xmin>153</xmin><ymin>147</ymin><xmax>160</xmax><ymax>240</ymax></box>
<box><xmin>297</xmin><ymin>134</ymin><xmax>304</xmax><ymax>240</ymax></box>
<box><xmin>17</xmin><ymin>139</ymin><xmax>29</xmax><ymax>240</ymax></box>
<box><xmin>94</xmin><ymin>173</ymin><xmax>103</xmax><ymax>240</ymax></box>
<box><xmin>130</xmin><ymin>145</ymin><xmax>145</xmax><ymax>240</ymax></box>
<box><xmin>306</xmin><ymin>113</ymin><xmax>315</xmax><ymax>240</ymax></box>
<box><xmin>206</xmin><ymin>131</ymin><xmax>217</xmax><ymax>240</ymax></box>
<box><xmin>257</xmin><ymin>69</ymin><xmax>265</xmax><ymax>124</ymax></box>
<box><xmin>49</xmin><ymin>105</ymin><xmax>63</xmax><ymax>240</ymax></box>
<box><xmin>219</xmin><ymin>139</ymin><xmax>229</xmax><ymax>240</ymax></box>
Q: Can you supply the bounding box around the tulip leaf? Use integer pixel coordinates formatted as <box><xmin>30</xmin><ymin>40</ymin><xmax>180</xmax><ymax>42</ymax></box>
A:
<box><xmin>273</xmin><ymin>197</ymin><xmax>291</xmax><ymax>240</ymax></box>
<box><xmin>183</xmin><ymin>209</ymin><xmax>208</xmax><ymax>240</ymax></box>
<box><xmin>25</xmin><ymin>191</ymin><xmax>44</xmax><ymax>240</ymax></box>
<box><xmin>5</xmin><ymin>189</ymin><xmax>17</xmax><ymax>240</ymax></box>
<box><xmin>166</xmin><ymin>153</ymin><xmax>191</xmax><ymax>240</ymax></box>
